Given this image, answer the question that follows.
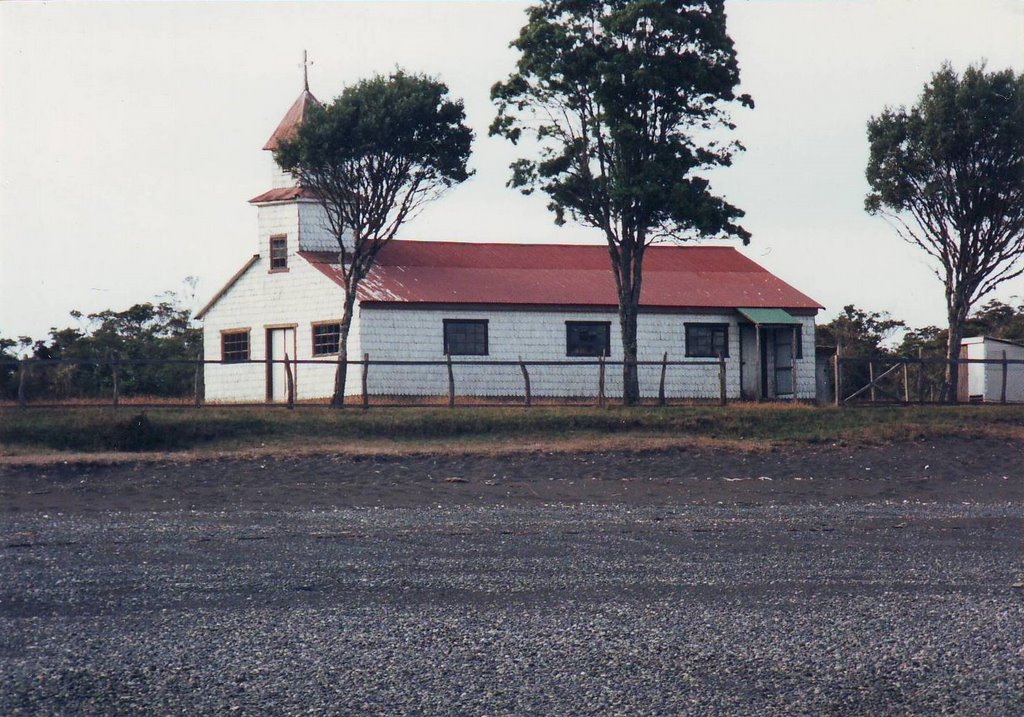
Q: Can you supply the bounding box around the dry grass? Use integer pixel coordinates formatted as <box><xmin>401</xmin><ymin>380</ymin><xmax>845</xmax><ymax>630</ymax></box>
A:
<box><xmin>1</xmin><ymin>403</ymin><xmax>1021</xmax><ymax>465</ymax></box>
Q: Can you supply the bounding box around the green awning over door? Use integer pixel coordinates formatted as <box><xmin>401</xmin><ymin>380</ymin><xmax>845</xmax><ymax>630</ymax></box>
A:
<box><xmin>737</xmin><ymin>308</ymin><xmax>802</xmax><ymax>325</ymax></box>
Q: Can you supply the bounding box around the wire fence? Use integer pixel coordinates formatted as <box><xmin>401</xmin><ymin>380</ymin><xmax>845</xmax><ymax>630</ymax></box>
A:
<box><xmin>829</xmin><ymin>354</ymin><xmax>1024</xmax><ymax>405</ymax></box>
<box><xmin>3</xmin><ymin>352</ymin><xmax>1021</xmax><ymax>409</ymax></box>
<box><xmin>0</xmin><ymin>355</ymin><xmax>728</xmax><ymax>409</ymax></box>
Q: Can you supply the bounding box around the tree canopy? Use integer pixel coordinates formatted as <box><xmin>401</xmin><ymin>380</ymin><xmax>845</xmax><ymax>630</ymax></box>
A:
<box><xmin>275</xmin><ymin>71</ymin><xmax>472</xmax><ymax>285</ymax></box>
<box><xmin>817</xmin><ymin>305</ymin><xmax>906</xmax><ymax>358</ymax></box>
<box><xmin>492</xmin><ymin>0</ymin><xmax>752</xmax><ymax>243</ymax></box>
<box><xmin>275</xmin><ymin>70</ymin><xmax>473</xmax><ymax>406</ymax></box>
<box><xmin>1</xmin><ymin>291</ymin><xmax>201</xmax><ymax>401</ymax></box>
<box><xmin>865</xmin><ymin>63</ymin><xmax>1024</xmax><ymax>400</ymax></box>
<box><xmin>491</xmin><ymin>0</ymin><xmax>752</xmax><ymax>403</ymax></box>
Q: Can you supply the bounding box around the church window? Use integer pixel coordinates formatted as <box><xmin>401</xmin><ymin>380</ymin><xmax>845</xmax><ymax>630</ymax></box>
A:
<box><xmin>221</xmin><ymin>330</ymin><xmax>250</xmax><ymax>363</ymax></box>
<box><xmin>312</xmin><ymin>322</ymin><xmax>341</xmax><ymax>356</ymax></box>
<box><xmin>270</xmin><ymin>235</ymin><xmax>288</xmax><ymax>270</ymax></box>
<box><xmin>443</xmin><ymin>319</ymin><xmax>488</xmax><ymax>356</ymax></box>
<box><xmin>685</xmin><ymin>323</ymin><xmax>729</xmax><ymax>358</ymax></box>
<box><xmin>566</xmin><ymin>321</ymin><xmax>611</xmax><ymax>357</ymax></box>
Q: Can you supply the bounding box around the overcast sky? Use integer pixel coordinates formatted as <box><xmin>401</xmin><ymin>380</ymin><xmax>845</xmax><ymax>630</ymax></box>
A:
<box><xmin>1</xmin><ymin>0</ymin><xmax>1022</xmax><ymax>342</ymax></box>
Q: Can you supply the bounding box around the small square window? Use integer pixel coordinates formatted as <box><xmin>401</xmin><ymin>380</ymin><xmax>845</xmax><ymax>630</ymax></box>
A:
<box><xmin>566</xmin><ymin>322</ymin><xmax>611</xmax><ymax>357</ymax></box>
<box><xmin>312</xmin><ymin>322</ymin><xmax>341</xmax><ymax>356</ymax></box>
<box><xmin>685</xmin><ymin>324</ymin><xmax>729</xmax><ymax>358</ymax></box>
<box><xmin>270</xmin><ymin>236</ymin><xmax>288</xmax><ymax>270</ymax></box>
<box><xmin>221</xmin><ymin>330</ymin><xmax>250</xmax><ymax>363</ymax></box>
<box><xmin>443</xmin><ymin>320</ymin><xmax>488</xmax><ymax>356</ymax></box>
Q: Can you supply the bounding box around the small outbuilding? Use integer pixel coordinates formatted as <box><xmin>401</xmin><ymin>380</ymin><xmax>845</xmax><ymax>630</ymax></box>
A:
<box><xmin>959</xmin><ymin>336</ymin><xmax>1024</xmax><ymax>403</ymax></box>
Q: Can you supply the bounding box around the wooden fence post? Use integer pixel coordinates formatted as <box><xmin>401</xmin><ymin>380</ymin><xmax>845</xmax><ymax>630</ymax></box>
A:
<box><xmin>755</xmin><ymin>328</ymin><xmax>763</xmax><ymax>403</ymax></box>
<box><xmin>868</xmin><ymin>361</ymin><xmax>876</xmax><ymax>403</ymax></box>
<box><xmin>519</xmin><ymin>356</ymin><xmax>531</xmax><ymax>408</ymax></box>
<box><xmin>902</xmin><ymin>360</ymin><xmax>910</xmax><ymax>404</ymax></box>
<box><xmin>657</xmin><ymin>352</ymin><xmax>668</xmax><ymax>407</ymax></box>
<box><xmin>17</xmin><ymin>359</ymin><xmax>27</xmax><ymax>408</ymax></box>
<box><xmin>446</xmin><ymin>353</ymin><xmax>455</xmax><ymax>408</ymax></box>
<box><xmin>790</xmin><ymin>328</ymin><xmax>798</xmax><ymax>401</ymax></box>
<box><xmin>597</xmin><ymin>356</ymin><xmax>606</xmax><ymax>408</ymax></box>
<box><xmin>284</xmin><ymin>353</ymin><xmax>295</xmax><ymax>410</ymax></box>
<box><xmin>917</xmin><ymin>348</ymin><xmax>925</xmax><ymax>404</ymax></box>
<box><xmin>361</xmin><ymin>353</ymin><xmax>369</xmax><ymax>410</ymax></box>
<box><xmin>718</xmin><ymin>354</ymin><xmax>727</xmax><ymax>406</ymax></box>
<box><xmin>1001</xmin><ymin>350</ymin><xmax>1008</xmax><ymax>405</ymax></box>
<box><xmin>833</xmin><ymin>353</ymin><xmax>841</xmax><ymax>407</ymax></box>
<box><xmin>111</xmin><ymin>353</ymin><xmax>120</xmax><ymax>409</ymax></box>
<box><xmin>193</xmin><ymin>351</ymin><xmax>203</xmax><ymax>408</ymax></box>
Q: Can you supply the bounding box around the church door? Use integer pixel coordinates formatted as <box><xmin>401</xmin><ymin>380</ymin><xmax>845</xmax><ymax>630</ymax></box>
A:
<box><xmin>266</xmin><ymin>327</ymin><xmax>297</xmax><ymax>402</ymax></box>
<box><xmin>772</xmin><ymin>329</ymin><xmax>795</xmax><ymax>397</ymax></box>
<box><xmin>739</xmin><ymin>324</ymin><xmax>759</xmax><ymax>400</ymax></box>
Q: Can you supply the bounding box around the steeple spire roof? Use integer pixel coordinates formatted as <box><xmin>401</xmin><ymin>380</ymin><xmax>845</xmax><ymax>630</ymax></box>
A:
<box><xmin>262</xmin><ymin>88</ymin><xmax>319</xmax><ymax>151</ymax></box>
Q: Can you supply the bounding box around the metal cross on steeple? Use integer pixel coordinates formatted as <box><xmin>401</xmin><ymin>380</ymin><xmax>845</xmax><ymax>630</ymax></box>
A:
<box><xmin>301</xmin><ymin>50</ymin><xmax>312</xmax><ymax>92</ymax></box>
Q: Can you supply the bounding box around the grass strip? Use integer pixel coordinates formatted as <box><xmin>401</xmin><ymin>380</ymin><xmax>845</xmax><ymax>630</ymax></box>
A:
<box><xmin>1</xmin><ymin>404</ymin><xmax>1021</xmax><ymax>455</ymax></box>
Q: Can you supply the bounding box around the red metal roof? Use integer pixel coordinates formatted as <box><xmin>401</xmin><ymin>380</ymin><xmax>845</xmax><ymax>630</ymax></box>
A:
<box><xmin>262</xmin><ymin>89</ymin><xmax>319</xmax><ymax>151</ymax></box>
<box><xmin>249</xmin><ymin>186</ymin><xmax>318</xmax><ymax>204</ymax></box>
<box><xmin>300</xmin><ymin>241</ymin><xmax>822</xmax><ymax>310</ymax></box>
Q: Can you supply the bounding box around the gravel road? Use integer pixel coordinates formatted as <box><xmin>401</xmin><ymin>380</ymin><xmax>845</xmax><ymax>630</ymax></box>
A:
<box><xmin>1</xmin><ymin>441</ymin><xmax>1022</xmax><ymax>715</ymax></box>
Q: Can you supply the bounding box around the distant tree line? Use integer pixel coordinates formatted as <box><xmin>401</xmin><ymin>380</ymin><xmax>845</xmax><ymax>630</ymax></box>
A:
<box><xmin>818</xmin><ymin>299</ymin><xmax>1024</xmax><ymax>357</ymax></box>
<box><xmin>818</xmin><ymin>299</ymin><xmax>1024</xmax><ymax>401</ymax></box>
<box><xmin>3</xmin><ymin>290</ymin><xmax>1019</xmax><ymax>403</ymax></box>
<box><xmin>1</xmin><ymin>296</ymin><xmax>201</xmax><ymax>401</ymax></box>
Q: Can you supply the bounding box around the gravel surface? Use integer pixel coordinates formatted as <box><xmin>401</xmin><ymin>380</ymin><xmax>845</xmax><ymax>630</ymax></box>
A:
<box><xmin>3</xmin><ymin>437</ymin><xmax>1022</xmax><ymax>512</ymax></box>
<box><xmin>2</xmin><ymin>496</ymin><xmax>1022</xmax><ymax>715</ymax></box>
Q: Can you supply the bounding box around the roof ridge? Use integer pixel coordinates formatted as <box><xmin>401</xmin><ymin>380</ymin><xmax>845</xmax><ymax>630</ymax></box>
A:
<box><xmin>368</xmin><ymin>239</ymin><xmax>740</xmax><ymax>250</ymax></box>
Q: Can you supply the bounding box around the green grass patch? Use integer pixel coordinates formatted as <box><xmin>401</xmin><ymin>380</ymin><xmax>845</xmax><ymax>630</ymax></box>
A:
<box><xmin>2</xmin><ymin>404</ymin><xmax>1022</xmax><ymax>455</ymax></box>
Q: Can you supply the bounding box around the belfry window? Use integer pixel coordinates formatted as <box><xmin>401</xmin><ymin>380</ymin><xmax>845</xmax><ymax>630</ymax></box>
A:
<box><xmin>270</xmin><ymin>235</ymin><xmax>288</xmax><ymax>270</ymax></box>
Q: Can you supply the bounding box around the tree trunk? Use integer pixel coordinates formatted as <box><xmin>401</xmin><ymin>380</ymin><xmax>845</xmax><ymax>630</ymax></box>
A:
<box><xmin>619</xmin><ymin>298</ymin><xmax>640</xmax><ymax>406</ymax></box>
<box><xmin>331</xmin><ymin>292</ymin><xmax>358</xmax><ymax>408</ymax></box>
<box><xmin>943</xmin><ymin>324</ymin><xmax>965</xmax><ymax>405</ymax></box>
<box><xmin>942</xmin><ymin>300</ymin><xmax>969</xmax><ymax>404</ymax></box>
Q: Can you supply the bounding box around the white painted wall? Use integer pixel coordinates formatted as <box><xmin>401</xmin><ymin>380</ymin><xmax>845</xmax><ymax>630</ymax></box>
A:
<box><xmin>963</xmin><ymin>337</ymin><xmax>1024</xmax><ymax>403</ymax></box>
<box><xmin>298</xmin><ymin>202</ymin><xmax>351</xmax><ymax>252</ymax></box>
<box><xmin>255</xmin><ymin>201</ymin><xmax>351</xmax><ymax>255</ymax></box>
<box><xmin>358</xmin><ymin>306</ymin><xmax>817</xmax><ymax>400</ymax></box>
<box><xmin>202</xmin><ymin>253</ymin><xmax>359</xmax><ymax>403</ymax></box>
<box><xmin>256</xmin><ymin>203</ymin><xmax>298</xmax><ymax>261</ymax></box>
<box><xmin>270</xmin><ymin>162</ymin><xmax>297</xmax><ymax>189</ymax></box>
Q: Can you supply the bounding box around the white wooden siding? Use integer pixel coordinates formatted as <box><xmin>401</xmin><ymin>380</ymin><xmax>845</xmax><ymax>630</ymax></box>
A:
<box><xmin>298</xmin><ymin>202</ymin><xmax>349</xmax><ymax>252</ymax></box>
<box><xmin>270</xmin><ymin>162</ymin><xmax>297</xmax><ymax>189</ymax></box>
<box><xmin>256</xmin><ymin>204</ymin><xmax>298</xmax><ymax>264</ymax></box>
<box><xmin>358</xmin><ymin>307</ymin><xmax>817</xmax><ymax>399</ymax></box>
<box><xmin>202</xmin><ymin>254</ymin><xmax>359</xmax><ymax>402</ymax></box>
<box><xmin>963</xmin><ymin>338</ymin><xmax>1024</xmax><ymax>402</ymax></box>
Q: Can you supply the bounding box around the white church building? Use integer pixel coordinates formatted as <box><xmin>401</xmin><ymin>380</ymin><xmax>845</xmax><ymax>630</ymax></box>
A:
<box><xmin>197</xmin><ymin>87</ymin><xmax>823</xmax><ymax>403</ymax></box>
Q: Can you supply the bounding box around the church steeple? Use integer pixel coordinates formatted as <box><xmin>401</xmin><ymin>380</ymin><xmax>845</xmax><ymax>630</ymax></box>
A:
<box><xmin>250</xmin><ymin>57</ymin><xmax>345</xmax><ymax>255</ymax></box>
<box><xmin>263</xmin><ymin>51</ymin><xmax>319</xmax><ymax>151</ymax></box>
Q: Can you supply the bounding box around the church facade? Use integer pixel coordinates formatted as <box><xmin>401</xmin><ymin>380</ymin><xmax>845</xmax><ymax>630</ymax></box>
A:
<box><xmin>197</xmin><ymin>88</ymin><xmax>823</xmax><ymax>403</ymax></box>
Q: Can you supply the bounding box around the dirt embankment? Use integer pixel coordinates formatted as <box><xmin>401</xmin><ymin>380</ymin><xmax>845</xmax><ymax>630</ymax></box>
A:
<box><xmin>1</xmin><ymin>437</ymin><xmax>1020</xmax><ymax>513</ymax></box>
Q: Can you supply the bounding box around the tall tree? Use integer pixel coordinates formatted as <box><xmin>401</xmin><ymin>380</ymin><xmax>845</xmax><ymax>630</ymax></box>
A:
<box><xmin>817</xmin><ymin>304</ymin><xmax>905</xmax><ymax>358</ymax></box>
<box><xmin>865</xmin><ymin>63</ymin><xmax>1024</xmax><ymax>402</ymax></box>
<box><xmin>491</xmin><ymin>0</ymin><xmax>752</xmax><ymax>405</ymax></box>
<box><xmin>276</xmin><ymin>71</ymin><xmax>473</xmax><ymax>407</ymax></box>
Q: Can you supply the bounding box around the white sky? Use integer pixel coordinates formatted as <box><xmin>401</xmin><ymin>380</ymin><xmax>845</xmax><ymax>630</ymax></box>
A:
<box><xmin>1</xmin><ymin>0</ymin><xmax>1023</xmax><ymax>341</ymax></box>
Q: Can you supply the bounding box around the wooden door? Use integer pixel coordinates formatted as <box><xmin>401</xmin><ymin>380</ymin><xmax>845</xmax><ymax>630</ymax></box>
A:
<box><xmin>739</xmin><ymin>325</ymin><xmax>759</xmax><ymax>400</ymax></box>
<box><xmin>773</xmin><ymin>329</ymin><xmax>794</xmax><ymax>397</ymax></box>
<box><xmin>266</xmin><ymin>327</ymin><xmax>297</xmax><ymax>402</ymax></box>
